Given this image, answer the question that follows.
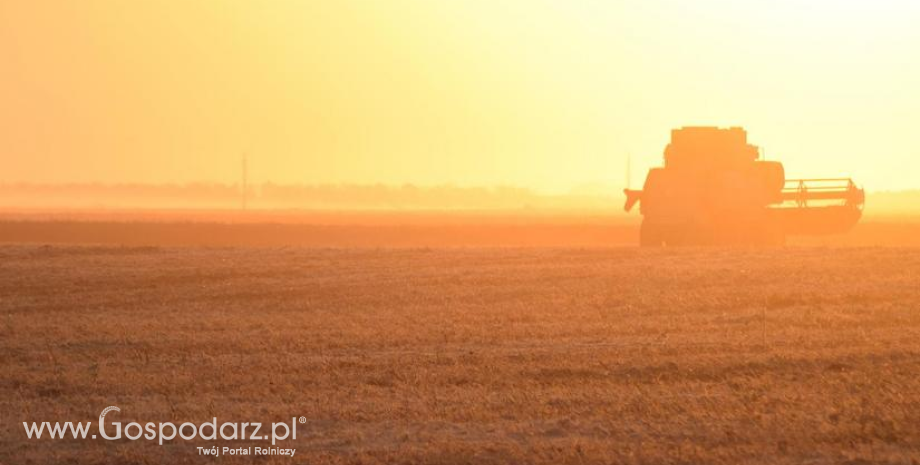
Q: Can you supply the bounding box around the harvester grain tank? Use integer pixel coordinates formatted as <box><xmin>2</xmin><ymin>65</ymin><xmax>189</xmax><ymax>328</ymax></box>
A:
<box><xmin>623</xmin><ymin>127</ymin><xmax>864</xmax><ymax>246</ymax></box>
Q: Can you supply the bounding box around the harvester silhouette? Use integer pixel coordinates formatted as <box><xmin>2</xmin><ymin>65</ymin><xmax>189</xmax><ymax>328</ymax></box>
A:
<box><xmin>624</xmin><ymin>127</ymin><xmax>864</xmax><ymax>246</ymax></box>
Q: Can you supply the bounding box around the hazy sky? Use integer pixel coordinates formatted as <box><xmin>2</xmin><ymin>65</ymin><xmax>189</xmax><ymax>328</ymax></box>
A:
<box><xmin>1</xmin><ymin>1</ymin><xmax>918</xmax><ymax>192</ymax></box>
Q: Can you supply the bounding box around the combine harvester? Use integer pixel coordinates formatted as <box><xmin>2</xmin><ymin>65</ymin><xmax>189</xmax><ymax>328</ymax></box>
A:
<box><xmin>624</xmin><ymin>127</ymin><xmax>864</xmax><ymax>246</ymax></box>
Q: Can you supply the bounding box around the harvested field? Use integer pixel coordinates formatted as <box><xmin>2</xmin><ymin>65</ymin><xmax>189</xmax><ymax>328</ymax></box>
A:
<box><xmin>3</xmin><ymin>245</ymin><xmax>920</xmax><ymax>464</ymax></box>
<box><xmin>2</xmin><ymin>215</ymin><xmax>920</xmax><ymax>247</ymax></box>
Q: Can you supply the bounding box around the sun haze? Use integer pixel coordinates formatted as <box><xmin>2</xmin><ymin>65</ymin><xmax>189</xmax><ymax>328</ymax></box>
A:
<box><xmin>1</xmin><ymin>1</ymin><xmax>918</xmax><ymax>192</ymax></box>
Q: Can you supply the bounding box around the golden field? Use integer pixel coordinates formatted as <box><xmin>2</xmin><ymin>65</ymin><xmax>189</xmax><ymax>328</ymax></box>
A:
<box><xmin>3</xmin><ymin>242</ymin><xmax>920</xmax><ymax>464</ymax></box>
<box><xmin>2</xmin><ymin>213</ymin><xmax>920</xmax><ymax>248</ymax></box>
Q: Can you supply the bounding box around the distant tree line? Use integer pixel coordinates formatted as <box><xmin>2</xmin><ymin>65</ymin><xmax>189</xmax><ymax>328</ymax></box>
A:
<box><xmin>0</xmin><ymin>182</ymin><xmax>618</xmax><ymax>210</ymax></box>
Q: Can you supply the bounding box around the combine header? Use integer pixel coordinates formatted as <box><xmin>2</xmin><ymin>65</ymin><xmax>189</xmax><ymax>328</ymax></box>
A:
<box><xmin>624</xmin><ymin>127</ymin><xmax>864</xmax><ymax>246</ymax></box>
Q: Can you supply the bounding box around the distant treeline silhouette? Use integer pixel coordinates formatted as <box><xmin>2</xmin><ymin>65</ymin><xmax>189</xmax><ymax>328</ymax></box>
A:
<box><xmin>0</xmin><ymin>183</ymin><xmax>617</xmax><ymax>210</ymax></box>
<box><xmin>2</xmin><ymin>183</ymin><xmax>916</xmax><ymax>213</ymax></box>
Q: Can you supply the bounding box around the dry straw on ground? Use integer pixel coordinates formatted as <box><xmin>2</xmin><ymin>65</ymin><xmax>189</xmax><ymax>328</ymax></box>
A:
<box><xmin>2</xmin><ymin>245</ymin><xmax>920</xmax><ymax>464</ymax></box>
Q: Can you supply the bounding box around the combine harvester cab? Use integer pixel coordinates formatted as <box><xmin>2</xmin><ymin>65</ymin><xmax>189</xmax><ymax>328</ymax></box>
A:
<box><xmin>624</xmin><ymin>127</ymin><xmax>864</xmax><ymax>246</ymax></box>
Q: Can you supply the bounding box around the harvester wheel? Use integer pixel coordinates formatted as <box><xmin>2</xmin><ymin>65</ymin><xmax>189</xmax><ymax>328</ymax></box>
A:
<box><xmin>679</xmin><ymin>224</ymin><xmax>712</xmax><ymax>246</ymax></box>
<box><xmin>639</xmin><ymin>221</ymin><xmax>663</xmax><ymax>247</ymax></box>
<box><xmin>749</xmin><ymin>222</ymin><xmax>785</xmax><ymax>246</ymax></box>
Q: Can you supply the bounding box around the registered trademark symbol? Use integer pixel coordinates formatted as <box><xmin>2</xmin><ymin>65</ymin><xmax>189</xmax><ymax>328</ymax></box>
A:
<box><xmin>298</xmin><ymin>417</ymin><xmax>307</xmax><ymax>424</ymax></box>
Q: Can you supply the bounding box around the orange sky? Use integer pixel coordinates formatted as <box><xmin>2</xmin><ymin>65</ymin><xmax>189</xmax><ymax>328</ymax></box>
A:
<box><xmin>1</xmin><ymin>1</ymin><xmax>918</xmax><ymax>192</ymax></box>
